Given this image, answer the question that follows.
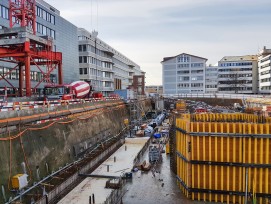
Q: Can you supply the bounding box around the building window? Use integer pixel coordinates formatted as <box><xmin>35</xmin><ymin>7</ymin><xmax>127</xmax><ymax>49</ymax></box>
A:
<box><xmin>36</xmin><ymin>22</ymin><xmax>56</xmax><ymax>39</ymax></box>
<box><xmin>36</xmin><ymin>6</ymin><xmax>55</xmax><ymax>25</ymax></box>
<box><xmin>1</xmin><ymin>5</ymin><xmax>9</xmax><ymax>19</ymax></box>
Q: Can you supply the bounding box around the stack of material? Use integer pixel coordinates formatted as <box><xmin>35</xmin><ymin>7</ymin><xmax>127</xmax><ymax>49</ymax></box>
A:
<box><xmin>140</xmin><ymin>160</ymin><xmax>151</xmax><ymax>171</ymax></box>
<box><xmin>105</xmin><ymin>178</ymin><xmax>121</xmax><ymax>189</ymax></box>
<box><xmin>136</xmin><ymin>130</ymin><xmax>144</xmax><ymax>137</ymax></box>
<box><xmin>141</xmin><ymin>123</ymin><xmax>147</xmax><ymax>130</ymax></box>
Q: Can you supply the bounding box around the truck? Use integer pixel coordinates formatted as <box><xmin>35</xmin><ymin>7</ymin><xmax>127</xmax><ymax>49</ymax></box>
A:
<box><xmin>44</xmin><ymin>81</ymin><xmax>92</xmax><ymax>101</ymax></box>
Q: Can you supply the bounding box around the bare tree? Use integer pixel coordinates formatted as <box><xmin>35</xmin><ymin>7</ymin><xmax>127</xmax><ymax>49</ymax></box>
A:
<box><xmin>218</xmin><ymin>72</ymin><xmax>251</xmax><ymax>94</ymax></box>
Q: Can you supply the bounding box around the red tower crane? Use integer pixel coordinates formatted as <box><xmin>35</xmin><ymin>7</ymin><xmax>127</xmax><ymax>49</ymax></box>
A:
<box><xmin>0</xmin><ymin>0</ymin><xmax>63</xmax><ymax>97</ymax></box>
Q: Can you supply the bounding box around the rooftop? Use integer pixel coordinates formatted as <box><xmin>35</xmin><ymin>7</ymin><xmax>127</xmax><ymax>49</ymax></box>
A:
<box><xmin>219</xmin><ymin>55</ymin><xmax>258</xmax><ymax>62</ymax></box>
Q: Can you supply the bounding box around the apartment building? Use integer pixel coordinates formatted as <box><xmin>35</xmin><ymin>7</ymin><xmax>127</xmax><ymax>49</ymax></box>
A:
<box><xmin>217</xmin><ymin>56</ymin><xmax>258</xmax><ymax>94</ymax></box>
<box><xmin>0</xmin><ymin>0</ymin><xmax>79</xmax><ymax>91</ymax></box>
<box><xmin>162</xmin><ymin>53</ymin><xmax>207</xmax><ymax>94</ymax></box>
<box><xmin>78</xmin><ymin>28</ymin><xmax>143</xmax><ymax>96</ymax></box>
<box><xmin>205</xmin><ymin>66</ymin><xmax>218</xmax><ymax>93</ymax></box>
<box><xmin>258</xmin><ymin>46</ymin><xmax>271</xmax><ymax>94</ymax></box>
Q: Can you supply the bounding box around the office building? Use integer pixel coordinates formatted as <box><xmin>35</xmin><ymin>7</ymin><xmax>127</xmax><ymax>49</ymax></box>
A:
<box><xmin>258</xmin><ymin>46</ymin><xmax>271</xmax><ymax>94</ymax></box>
<box><xmin>162</xmin><ymin>53</ymin><xmax>207</xmax><ymax>94</ymax></box>
<box><xmin>0</xmin><ymin>0</ymin><xmax>79</xmax><ymax>93</ymax></box>
<box><xmin>217</xmin><ymin>55</ymin><xmax>258</xmax><ymax>94</ymax></box>
<box><xmin>78</xmin><ymin>28</ymin><xmax>143</xmax><ymax>96</ymax></box>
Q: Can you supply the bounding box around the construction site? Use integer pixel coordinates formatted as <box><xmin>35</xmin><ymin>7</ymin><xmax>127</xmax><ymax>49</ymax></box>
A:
<box><xmin>0</xmin><ymin>1</ymin><xmax>271</xmax><ymax>204</ymax></box>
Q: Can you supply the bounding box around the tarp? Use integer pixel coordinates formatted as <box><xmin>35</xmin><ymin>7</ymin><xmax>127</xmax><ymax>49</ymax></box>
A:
<box><xmin>153</xmin><ymin>133</ymin><xmax>161</xmax><ymax>138</ymax></box>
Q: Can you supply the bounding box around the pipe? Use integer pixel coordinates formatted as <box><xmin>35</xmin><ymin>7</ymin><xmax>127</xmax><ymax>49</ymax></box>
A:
<box><xmin>36</xmin><ymin>166</ymin><xmax>40</xmax><ymax>181</ymax></box>
<box><xmin>21</xmin><ymin>162</ymin><xmax>26</xmax><ymax>174</ymax></box>
<box><xmin>2</xmin><ymin>185</ymin><xmax>6</xmax><ymax>202</ymax></box>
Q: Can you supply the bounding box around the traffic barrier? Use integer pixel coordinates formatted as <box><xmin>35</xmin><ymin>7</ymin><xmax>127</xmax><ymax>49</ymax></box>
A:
<box><xmin>175</xmin><ymin>113</ymin><xmax>271</xmax><ymax>204</ymax></box>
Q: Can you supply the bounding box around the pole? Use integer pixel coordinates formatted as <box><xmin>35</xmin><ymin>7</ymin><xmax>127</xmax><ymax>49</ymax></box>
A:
<box><xmin>245</xmin><ymin>167</ymin><xmax>248</xmax><ymax>204</ymax></box>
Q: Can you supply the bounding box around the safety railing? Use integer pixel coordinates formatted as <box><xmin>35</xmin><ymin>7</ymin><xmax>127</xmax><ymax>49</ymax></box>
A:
<box><xmin>0</xmin><ymin>97</ymin><xmax>120</xmax><ymax>112</ymax></box>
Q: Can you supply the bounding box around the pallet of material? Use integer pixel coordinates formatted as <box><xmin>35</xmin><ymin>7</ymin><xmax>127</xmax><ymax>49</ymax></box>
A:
<box><xmin>139</xmin><ymin>160</ymin><xmax>151</xmax><ymax>171</ymax></box>
<box><xmin>136</xmin><ymin>130</ymin><xmax>144</xmax><ymax>137</ymax></box>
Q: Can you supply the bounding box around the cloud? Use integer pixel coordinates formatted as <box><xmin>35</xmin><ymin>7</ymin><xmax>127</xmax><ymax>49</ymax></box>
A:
<box><xmin>45</xmin><ymin>0</ymin><xmax>271</xmax><ymax>85</ymax></box>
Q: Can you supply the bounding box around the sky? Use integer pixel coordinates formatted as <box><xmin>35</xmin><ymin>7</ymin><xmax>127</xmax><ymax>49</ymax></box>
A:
<box><xmin>45</xmin><ymin>0</ymin><xmax>271</xmax><ymax>85</ymax></box>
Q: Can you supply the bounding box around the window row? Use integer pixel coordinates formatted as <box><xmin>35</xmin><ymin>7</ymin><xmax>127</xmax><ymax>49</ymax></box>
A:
<box><xmin>36</xmin><ymin>6</ymin><xmax>55</xmax><ymax>24</ymax></box>
<box><xmin>260</xmin><ymin>63</ymin><xmax>271</xmax><ymax>69</ymax></box>
<box><xmin>178</xmin><ymin>64</ymin><xmax>189</xmax><ymax>68</ymax></box>
<box><xmin>78</xmin><ymin>44</ymin><xmax>103</xmax><ymax>56</ymax></box>
<box><xmin>261</xmin><ymin>86</ymin><xmax>271</xmax><ymax>90</ymax></box>
<box><xmin>79</xmin><ymin>56</ymin><xmax>102</xmax><ymax>67</ymax></box>
<box><xmin>191</xmin><ymin>83</ymin><xmax>203</xmax><ymax>87</ymax></box>
<box><xmin>206</xmin><ymin>85</ymin><xmax>217</xmax><ymax>88</ymax></box>
<box><xmin>218</xmin><ymin>73</ymin><xmax>252</xmax><ymax>78</ymax></box>
<box><xmin>220</xmin><ymin>62</ymin><xmax>253</xmax><ymax>67</ymax></box>
<box><xmin>36</xmin><ymin>22</ymin><xmax>55</xmax><ymax>39</ymax></box>
<box><xmin>177</xmin><ymin>70</ymin><xmax>189</xmax><ymax>74</ymax></box>
<box><xmin>218</xmin><ymin>87</ymin><xmax>252</xmax><ymax>91</ymax></box>
<box><xmin>0</xmin><ymin>5</ymin><xmax>9</xmax><ymax>19</ymax></box>
<box><xmin>178</xmin><ymin>83</ymin><xmax>190</xmax><ymax>88</ymax></box>
<box><xmin>191</xmin><ymin>63</ymin><xmax>204</xmax><ymax>67</ymax></box>
<box><xmin>218</xmin><ymin>68</ymin><xmax>252</xmax><ymax>72</ymax></box>
<box><xmin>260</xmin><ymin>70</ymin><xmax>271</xmax><ymax>76</ymax></box>
<box><xmin>79</xmin><ymin>68</ymin><xmax>103</xmax><ymax>77</ymax></box>
<box><xmin>192</xmin><ymin>70</ymin><xmax>203</xmax><ymax>74</ymax></box>
<box><xmin>178</xmin><ymin>56</ymin><xmax>190</xmax><ymax>63</ymax></box>
<box><xmin>191</xmin><ymin>76</ymin><xmax>203</xmax><ymax>81</ymax></box>
<box><xmin>260</xmin><ymin>56</ymin><xmax>271</xmax><ymax>64</ymax></box>
<box><xmin>0</xmin><ymin>67</ymin><xmax>56</xmax><ymax>82</ymax></box>
<box><xmin>261</xmin><ymin>78</ymin><xmax>271</xmax><ymax>83</ymax></box>
<box><xmin>218</xmin><ymin>80</ymin><xmax>252</xmax><ymax>84</ymax></box>
<box><xmin>206</xmin><ymin>73</ymin><xmax>217</xmax><ymax>77</ymax></box>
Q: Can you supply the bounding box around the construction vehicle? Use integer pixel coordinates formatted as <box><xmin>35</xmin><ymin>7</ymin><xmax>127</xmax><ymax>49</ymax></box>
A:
<box><xmin>44</xmin><ymin>81</ymin><xmax>92</xmax><ymax>101</ymax></box>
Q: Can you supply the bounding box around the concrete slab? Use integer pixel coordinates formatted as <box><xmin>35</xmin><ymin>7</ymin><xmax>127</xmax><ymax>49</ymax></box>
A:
<box><xmin>58</xmin><ymin>137</ymin><xmax>149</xmax><ymax>204</ymax></box>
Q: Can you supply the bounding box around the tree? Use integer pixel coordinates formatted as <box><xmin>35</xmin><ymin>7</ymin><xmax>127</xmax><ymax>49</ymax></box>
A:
<box><xmin>218</xmin><ymin>72</ymin><xmax>251</xmax><ymax>94</ymax></box>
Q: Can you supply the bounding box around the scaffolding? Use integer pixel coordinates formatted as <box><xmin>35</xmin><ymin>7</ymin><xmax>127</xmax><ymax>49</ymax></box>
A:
<box><xmin>0</xmin><ymin>0</ymin><xmax>62</xmax><ymax>97</ymax></box>
<box><xmin>129</xmin><ymin>92</ymin><xmax>145</xmax><ymax>131</ymax></box>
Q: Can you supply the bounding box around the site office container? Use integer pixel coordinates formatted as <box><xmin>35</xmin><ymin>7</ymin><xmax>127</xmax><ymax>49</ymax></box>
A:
<box><xmin>175</xmin><ymin>113</ymin><xmax>271</xmax><ymax>204</ymax></box>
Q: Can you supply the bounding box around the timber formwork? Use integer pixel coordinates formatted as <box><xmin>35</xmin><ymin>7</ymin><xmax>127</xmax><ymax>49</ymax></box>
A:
<box><xmin>175</xmin><ymin>113</ymin><xmax>271</xmax><ymax>204</ymax></box>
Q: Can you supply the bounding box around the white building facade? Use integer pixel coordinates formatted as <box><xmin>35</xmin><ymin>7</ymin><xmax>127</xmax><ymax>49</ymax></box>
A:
<box><xmin>258</xmin><ymin>47</ymin><xmax>271</xmax><ymax>94</ymax></box>
<box><xmin>205</xmin><ymin>66</ymin><xmax>218</xmax><ymax>94</ymax></box>
<box><xmin>162</xmin><ymin>53</ymin><xmax>207</xmax><ymax>94</ymax></box>
<box><xmin>217</xmin><ymin>56</ymin><xmax>258</xmax><ymax>94</ymax></box>
<box><xmin>78</xmin><ymin>28</ymin><xmax>142</xmax><ymax>96</ymax></box>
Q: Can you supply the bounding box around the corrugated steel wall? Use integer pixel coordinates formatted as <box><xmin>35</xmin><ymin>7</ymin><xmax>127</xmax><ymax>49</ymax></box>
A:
<box><xmin>175</xmin><ymin>113</ymin><xmax>271</xmax><ymax>203</ymax></box>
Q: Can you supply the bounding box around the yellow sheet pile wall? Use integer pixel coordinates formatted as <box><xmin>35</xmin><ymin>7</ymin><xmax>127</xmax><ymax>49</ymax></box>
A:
<box><xmin>176</xmin><ymin>114</ymin><xmax>271</xmax><ymax>204</ymax></box>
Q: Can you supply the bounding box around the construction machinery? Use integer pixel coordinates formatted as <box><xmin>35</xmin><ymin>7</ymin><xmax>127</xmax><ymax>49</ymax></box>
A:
<box><xmin>44</xmin><ymin>81</ymin><xmax>92</xmax><ymax>100</ymax></box>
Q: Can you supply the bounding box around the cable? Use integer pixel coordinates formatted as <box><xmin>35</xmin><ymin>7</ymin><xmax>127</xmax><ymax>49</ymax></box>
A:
<box><xmin>0</xmin><ymin>104</ymin><xmax>126</xmax><ymax>141</ymax></box>
<box><xmin>19</xmin><ymin>124</ymin><xmax>32</xmax><ymax>181</ymax></box>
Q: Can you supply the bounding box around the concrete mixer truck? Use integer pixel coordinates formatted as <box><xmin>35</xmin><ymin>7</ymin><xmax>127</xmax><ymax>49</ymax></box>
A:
<box><xmin>44</xmin><ymin>81</ymin><xmax>93</xmax><ymax>101</ymax></box>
